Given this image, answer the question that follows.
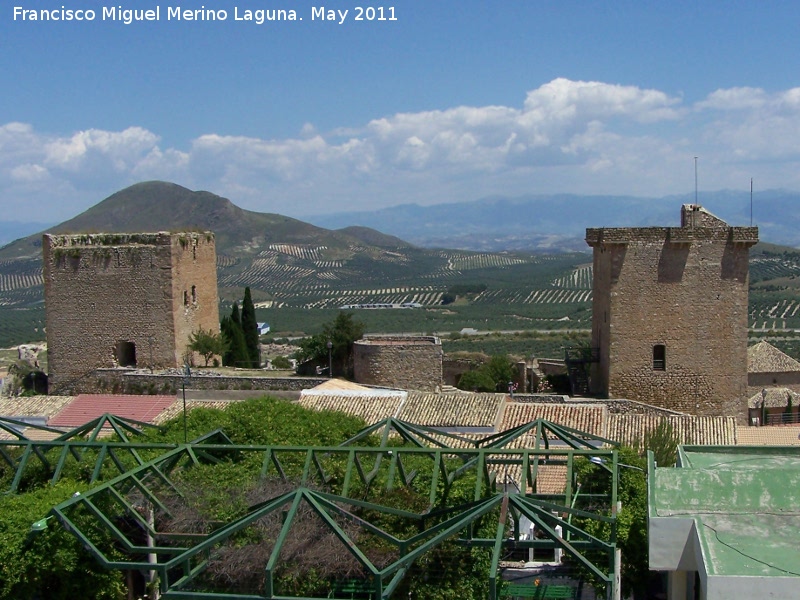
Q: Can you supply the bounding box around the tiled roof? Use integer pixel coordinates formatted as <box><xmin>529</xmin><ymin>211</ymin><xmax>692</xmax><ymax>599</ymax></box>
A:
<box><xmin>49</xmin><ymin>394</ymin><xmax>176</xmax><ymax>427</ymax></box>
<box><xmin>499</xmin><ymin>403</ymin><xmax>607</xmax><ymax>437</ymax></box>
<box><xmin>606</xmin><ymin>414</ymin><xmax>737</xmax><ymax>447</ymax></box>
<box><xmin>397</xmin><ymin>392</ymin><xmax>504</xmax><ymax>427</ymax></box>
<box><xmin>300</xmin><ymin>392</ymin><xmax>504</xmax><ymax>428</ymax></box>
<box><xmin>307</xmin><ymin>379</ymin><xmax>381</xmax><ymax>392</ymax></box>
<box><xmin>0</xmin><ymin>395</ymin><xmax>74</xmax><ymax>419</ymax></box>
<box><xmin>299</xmin><ymin>393</ymin><xmax>406</xmax><ymax>425</ymax></box>
<box><xmin>747</xmin><ymin>341</ymin><xmax>800</xmax><ymax>374</ymax></box>
<box><xmin>747</xmin><ymin>387</ymin><xmax>799</xmax><ymax>409</ymax></box>
<box><xmin>735</xmin><ymin>425</ymin><xmax>800</xmax><ymax>446</ymax></box>
<box><xmin>530</xmin><ymin>465</ymin><xmax>569</xmax><ymax>495</ymax></box>
<box><xmin>5</xmin><ymin>391</ymin><xmax>774</xmax><ymax>459</ymax></box>
<box><xmin>0</xmin><ymin>395</ymin><xmax>74</xmax><ymax>440</ymax></box>
<box><xmin>498</xmin><ymin>464</ymin><xmax>569</xmax><ymax>496</ymax></box>
<box><xmin>21</xmin><ymin>428</ymin><xmax>64</xmax><ymax>441</ymax></box>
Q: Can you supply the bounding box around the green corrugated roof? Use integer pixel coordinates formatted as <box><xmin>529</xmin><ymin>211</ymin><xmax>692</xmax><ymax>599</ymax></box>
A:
<box><xmin>651</xmin><ymin>447</ymin><xmax>800</xmax><ymax>578</ymax></box>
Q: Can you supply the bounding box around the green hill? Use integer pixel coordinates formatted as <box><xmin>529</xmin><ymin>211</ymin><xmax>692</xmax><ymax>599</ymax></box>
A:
<box><xmin>0</xmin><ymin>181</ymin><xmax>408</xmax><ymax>260</ymax></box>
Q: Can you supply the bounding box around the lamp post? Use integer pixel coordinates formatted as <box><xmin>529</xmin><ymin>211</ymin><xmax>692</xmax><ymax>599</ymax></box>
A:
<box><xmin>589</xmin><ymin>456</ymin><xmax>645</xmax><ymax>473</ymax></box>
<box><xmin>182</xmin><ymin>364</ymin><xmax>191</xmax><ymax>444</ymax></box>
<box><xmin>30</xmin><ymin>515</ymin><xmax>52</xmax><ymax>532</ymax></box>
<box><xmin>326</xmin><ymin>340</ymin><xmax>333</xmax><ymax>377</ymax></box>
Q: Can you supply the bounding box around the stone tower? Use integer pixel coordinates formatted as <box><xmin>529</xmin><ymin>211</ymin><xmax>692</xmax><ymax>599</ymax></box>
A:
<box><xmin>586</xmin><ymin>205</ymin><xmax>758</xmax><ymax>419</ymax></box>
<box><xmin>354</xmin><ymin>336</ymin><xmax>443</xmax><ymax>392</ymax></box>
<box><xmin>43</xmin><ymin>231</ymin><xmax>220</xmax><ymax>393</ymax></box>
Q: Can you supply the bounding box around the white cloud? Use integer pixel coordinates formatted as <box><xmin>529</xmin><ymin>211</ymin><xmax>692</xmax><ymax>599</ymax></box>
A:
<box><xmin>695</xmin><ymin>87</ymin><xmax>800</xmax><ymax>163</ymax></box>
<box><xmin>696</xmin><ymin>87</ymin><xmax>768</xmax><ymax>111</ymax></box>
<box><xmin>10</xmin><ymin>163</ymin><xmax>49</xmax><ymax>183</ymax></box>
<box><xmin>44</xmin><ymin>127</ymin><xmax>160</xmax><ymax>172</ymax></box>
<box><xmin>0</xmin><ymin>122</ymin><xmax>42</xmax><ymax>165</ymax></box>
<box><xmin>2</xmin><ymin>79</ymin><xmax>800</xmax><ymax>220</ymax></box>
<box><xmin>523</xmin><ymin>78</ymin><xmax>682</xmax><ymax>123</ymax></box>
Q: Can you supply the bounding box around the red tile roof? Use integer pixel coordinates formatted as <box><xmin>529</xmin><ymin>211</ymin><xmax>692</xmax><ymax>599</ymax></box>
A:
<box><xmin>49</xmin><ymin>394</ymin><xmax>176</xmax><ymax>427</ymax></box>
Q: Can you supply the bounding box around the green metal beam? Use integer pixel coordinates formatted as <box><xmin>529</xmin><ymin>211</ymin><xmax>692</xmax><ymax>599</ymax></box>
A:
<box><xmin>14</xmin><ymin>416</ymin><xmax>622</xmax><ymax>599</ymax></box>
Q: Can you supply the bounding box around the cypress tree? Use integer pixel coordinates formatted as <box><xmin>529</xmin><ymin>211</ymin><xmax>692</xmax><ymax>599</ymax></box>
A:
<box><xmin>221</xmin><ymin>304</ymin><xmax>248</xmax><ymax>368</ymax></box>
<box><xmin>241</xmin><ymin>287</ymin><xmax>260</xmax><ymax>368</ymax></box>
<box><xmin>231</xmin><ymin>301</ymin><xmax>242</xmax><ymax>328</ymax></box>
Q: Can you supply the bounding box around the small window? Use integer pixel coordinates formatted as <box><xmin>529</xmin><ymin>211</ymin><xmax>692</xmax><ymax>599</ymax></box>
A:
<box><xmin>191</xmin><ymin>285</ymin><xmax>197</xmax><ymax>304</ymax></box>
<box><xmin>183</xmin><ymin>290</ymin><xmax>189</xmax><ymax>306</ymax></box>
<box><xmin>115</xmin><ymin>341</ymin><xmax>137</xmax><ymax>367</ymax></box>
<box><xmin>653</xmin><ymin>344</ymin><xmax>666</xmax><ymax>371</ymax></box>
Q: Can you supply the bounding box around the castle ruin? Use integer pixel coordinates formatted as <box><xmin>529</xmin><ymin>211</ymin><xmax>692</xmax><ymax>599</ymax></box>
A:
<box><xmin>43</xmin><ymin>232</ymin><xmax>220</xmax><ymax>393</ymax></box>
<box><xmin>586</xmin><ymin>205</ymin><xmax>758</xmax><ymax>420</ymax></box>
<box><xmin>354</xmin><ymin>336</ymin><xmax>443</xmax><ymax>392</ymax></box>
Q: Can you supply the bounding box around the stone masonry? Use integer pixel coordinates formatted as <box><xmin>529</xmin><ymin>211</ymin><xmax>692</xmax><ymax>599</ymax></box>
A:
<box><xmin>43</xmin><ymin>232</ymin><xmax>220</xmax><ymax>393</ymax></box>
<box><xmin>354</xmin><ymin>336</ymin><xmax>443</xmax><ymax>392</ymax></box>
<box><xmin>586</xmin><ymin>205</ymin><xmax>758</xmax><ymax>421</ymax></box>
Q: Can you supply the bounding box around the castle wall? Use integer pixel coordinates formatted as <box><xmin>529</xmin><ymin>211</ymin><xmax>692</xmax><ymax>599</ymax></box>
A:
<box><xmin>354</xmin><ymin>337</ymin><xmax>442</xmax><ymax>392</ymax></box>
<box><xmin>43</xmin><ymin>232</ymin><xmax>219</xmax><ymax>393</ymax></box>
<box><xmin>169</xmin><ymin>233</ymin><xmax>221</xmax><ymax>365</ymax></box>
<box><xmin>590</xmin><ymin>240</ymin><xmax>614</xmax><ymax>396</ymax></box>
<box><xmin>587</xmin><ymin>206</ymin><xmax>758</xmax><ymax>421</ymax></box>
<box><xmin>76</xmin><ymin>369</ymin><xmax>326</xmax><ymax>396</ymax></box>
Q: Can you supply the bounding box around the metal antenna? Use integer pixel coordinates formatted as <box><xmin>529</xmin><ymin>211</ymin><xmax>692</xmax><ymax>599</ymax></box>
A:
<box><xmin>750</xmin><ymin>178</ymin><xmax>753</xmax><ymax>226</ymax></box>
<box><xmin>694</xmin><ymin>156</ymin><xmax>698</xmax><ymax>204</ymax></box>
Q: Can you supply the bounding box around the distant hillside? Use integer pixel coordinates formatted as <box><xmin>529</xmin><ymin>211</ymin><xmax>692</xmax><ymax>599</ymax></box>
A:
<box><xmin>0</xmin><ymin>181</ymin><xmax>407</xmax><ymax>261</ymax></box>
<box><xmin>1</xmin><ymin>181</ymin><xmax>579</xmax><ymax>313</ymax></box>
<box><xmin>0</xmin><ymin>221</ymin><xmax>54</xmax><ymax>248</ymax></box>
<box><xmin>308</xmin><ymin>190</ymin><xmax>800</xmax><ymax>251</ymax></box>
<box><xmin>335</xmin><ymin>226</ymin><xmax>410</xmax><ymax>249</ymax></box>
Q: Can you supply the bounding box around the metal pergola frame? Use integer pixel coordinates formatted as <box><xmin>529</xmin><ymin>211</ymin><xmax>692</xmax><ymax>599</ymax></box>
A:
<box><xmin>1</xmin><ymin>417</ymin><xmax>622</xmax><ymax>599</ymax></box>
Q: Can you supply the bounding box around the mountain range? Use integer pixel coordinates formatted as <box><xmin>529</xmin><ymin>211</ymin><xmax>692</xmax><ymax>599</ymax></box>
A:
<box><xmin>307</xmin><ymin>189</ymin><xmax>800</xmax><ymax>252</ymax></box>
<box><xmin>0</xmin><ymin>181</ymin><xmax>409</xmax><ymax>261</ymax></box>
<box><xmin>4</xmin><ymin>184</ymin><xmax>799</xmax><ymax>254</ymax></box>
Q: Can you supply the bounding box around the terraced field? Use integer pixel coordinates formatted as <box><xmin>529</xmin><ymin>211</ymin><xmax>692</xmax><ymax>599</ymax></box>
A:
<box><xmin>749</xmin><ymin>251</ymin><xmax>800</xmax><ymax>330</ymax></box>
<box><xmin>215</xmin><ymin>242</ymin><xmax>594</xmax><ymax>315</ymax></box>
<box><xmin>0</xmin><ymin>258</ymin><xmax>42</xmax><ymax>305</ymax></box>
<box><xmin>750</xmin><ymin>254</ymin><xmax>800</xmax><ymax>283</ymax></box>
<box><xmin>0</xmin><ymin>243</ymin><xmax>596</xmax><ymax>346</ymax></box>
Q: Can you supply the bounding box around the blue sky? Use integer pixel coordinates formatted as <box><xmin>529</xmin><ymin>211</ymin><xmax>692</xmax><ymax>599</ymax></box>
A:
<box><xmin>2</xmin><ymin>0</ymin><xmax>800</xmax><ymax>222</ymax></box>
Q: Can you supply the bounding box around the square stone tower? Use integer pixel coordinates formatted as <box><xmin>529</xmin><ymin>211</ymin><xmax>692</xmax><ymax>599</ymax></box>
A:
<box><xmin>585</xmin><ymin>205</ymin><xmax>758</xmax><ymax>419</ymax></box>
<box><xmin>43</xmin><ymin>232</ymin><xmax>220</xmax><ymax>393</ymax></box>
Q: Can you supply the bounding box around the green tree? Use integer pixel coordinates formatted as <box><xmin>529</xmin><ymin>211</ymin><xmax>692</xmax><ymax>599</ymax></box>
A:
<box><xmin>573</xmin><ymin>446</ymin><xmax>648</xmax><ymax>599</ymax></box>
<box><xmin>271</xmin><ymin>355</ymin><xmax>292</xmax><ymax>369</ymax></box>
<box><xmin>297</xmin><ymin>312</ymin><xmax>365</xmax><ymax>378</ymax></box>
<box><xmin>455</xmin><ymin>354</ymin><xmax>516</xmax><ymax>392</ymax></box>
<box><xmin>149</xmin><ymin>397</ymin><xmax>493</xmax><ymax>598</ymax></box>
<box><xmin>0</xmin><ymin>482</ymin><xmax>126</xmax><ymax>600</ymax></box>
<box><xmin>457</xmin><ymin>369</ymin><xmax>497</xmax><ymax>392</ymax></box>
<box><xmin>241</xmin><ymin>287</ymin><xmax>260</xmax><ymax>368</ymax></box>
<box><xmin>643</xmin><ymin>419</ymin><xmax>679</xmax><ymax>467</ymax></box>
<box><xmin>188</xmin><ymin>327</ymin><xmax>228</xmax><ymax>367</ymax></box>
<box><xmin>485</xmin><ymin>354</ymin><xmax>516</xmax><ymax>391</ymax></box>
<box><xmin>231</xmin><ymin>300</ymin><xmax>242</xmax><ymax>329</ymax></box>
<box><xmin>221</xmin><ymin>303</ymin><xmax>249</xmax><ymax>368</ymax></box>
